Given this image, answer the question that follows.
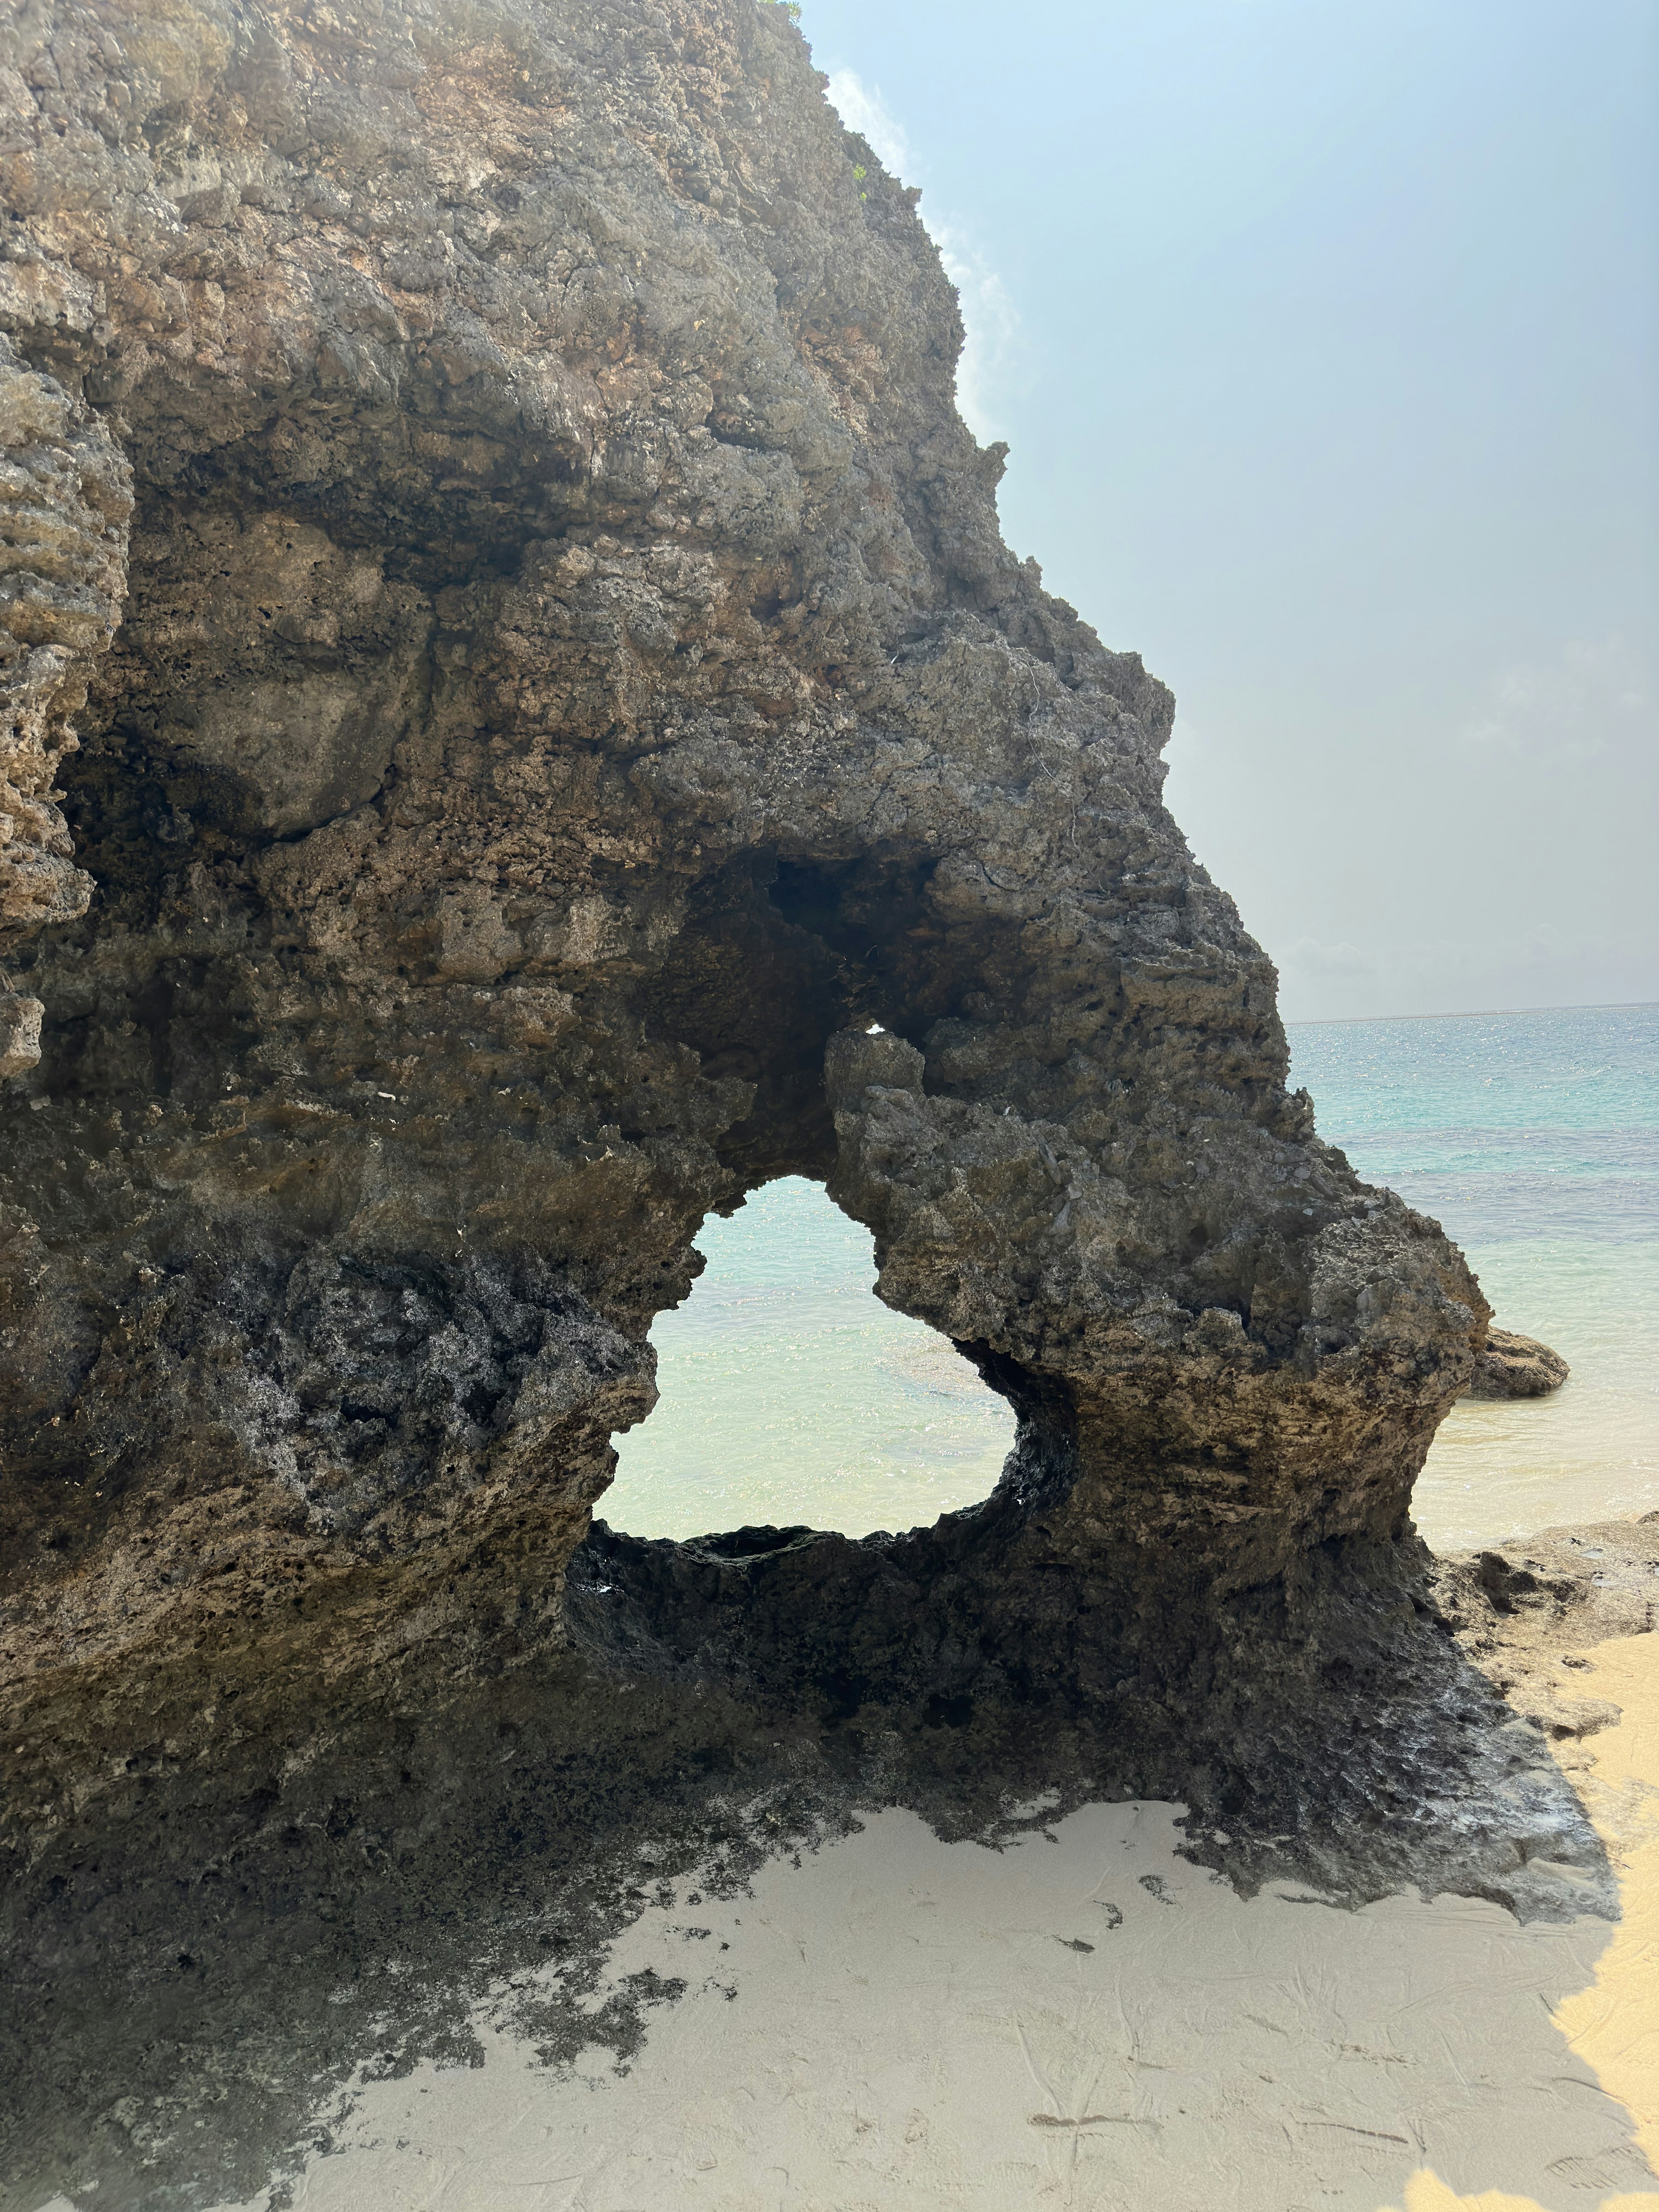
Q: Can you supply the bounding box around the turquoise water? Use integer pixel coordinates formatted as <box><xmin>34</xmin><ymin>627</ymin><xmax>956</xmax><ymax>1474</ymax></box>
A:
<box><xmin>1292</xmin><ymin>1001</ymin><xmax>1659</xmax><ymax>1551</ymax></box>
<box><xmin>607</xmin><ymin>1003</ymin><xmax>1659</xmax><ymax>1549</ymax></box>
<box><xmin>607</xmin><ymin>1176</ymin><xmax>1017</xmax><ymax>1539</ymax></box>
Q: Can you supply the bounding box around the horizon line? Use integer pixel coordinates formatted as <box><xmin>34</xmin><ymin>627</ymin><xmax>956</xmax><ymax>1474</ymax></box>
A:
<box><xmin>1285</xmin><ymin>997</ymin><xmax>1658</xmax><ymax>1029</ymax></box>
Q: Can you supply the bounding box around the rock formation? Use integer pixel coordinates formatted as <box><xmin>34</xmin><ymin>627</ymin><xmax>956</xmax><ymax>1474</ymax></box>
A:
<box><xmin>0</xmin><ymin>3</ymin><xmax>1611</xmax><ymax>2195</ymax></box>
<box><xmin>1465</xmin><ymin>1325</ymin><xmax>1570</xmax><ymax>1399</ymax></box>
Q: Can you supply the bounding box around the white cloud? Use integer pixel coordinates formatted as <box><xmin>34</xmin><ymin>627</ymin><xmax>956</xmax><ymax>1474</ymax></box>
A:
<box><xmin>1459</xmin><ymin>636</ymin><xmax>1652</xmax><ymax>762</ymax></box>
<box><xmin>1276</xmin><ymin>924</ymin><xmax>1640</xmax><ymax>1022</ymax></box>
<box><xmin>825</xmin><ymin>69</ymin><xmax>1021</xmax><ymax>443</ymax></box>
<box><xmin>1284</xmin><ymin>930</ymin><xmax>1607</xmax><ymax>987</ymax></box>
<box><xmin>1281</xmin><ymin>937</ymin><xmax>1379</xmax><ymax>981</ymax></box>
<box><xmin>825</xmin><ymin>67</ymin><xmax>913</xmax><ymax>178</ymax></box>
<box><xmin>931</xmin><ymin>225</ymin><xmax>1021</xmax><ymax>443</ymax></box>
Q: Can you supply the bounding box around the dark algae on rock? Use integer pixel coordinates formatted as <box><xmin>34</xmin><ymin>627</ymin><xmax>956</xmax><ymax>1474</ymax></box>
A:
<box><xmin>0</xmin><ymin>0</ymin><xmax>1614</xmax><ymax>2201</ymax></box>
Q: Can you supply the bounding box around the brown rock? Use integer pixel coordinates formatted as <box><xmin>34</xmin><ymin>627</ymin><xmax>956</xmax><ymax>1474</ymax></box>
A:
<box><xmin>0</xmin><ymin>0</ymin><xmax>1601</xmax><ymax>2024</ymax></box>
<box><xmin>1432</xmin><ymin>1518</ymin><xmax>1659</xmax><ymax>1742</ymax></box>
<box><xmin>1465</xmin><ymin>1326</ymin><xmax>1571</xmax><ymax>1399</ymax></box>
<box><xmin>0</xmin><ymin>991</ymin><xmax>43</xmax><ymax>1078</ymax></box>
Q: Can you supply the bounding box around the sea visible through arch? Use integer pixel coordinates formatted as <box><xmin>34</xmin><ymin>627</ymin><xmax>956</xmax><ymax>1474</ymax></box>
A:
<box><xmin>607</xmin><ymin>1002</ymin><xmax>1659</xmax><ymax>1548</ymax></box>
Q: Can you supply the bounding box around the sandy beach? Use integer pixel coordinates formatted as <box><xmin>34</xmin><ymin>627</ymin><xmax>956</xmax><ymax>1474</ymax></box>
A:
<box><xmin>72</xmin><ymin>1623</ymin><xmax>1640</xmax><ymax>2212</ymax></box>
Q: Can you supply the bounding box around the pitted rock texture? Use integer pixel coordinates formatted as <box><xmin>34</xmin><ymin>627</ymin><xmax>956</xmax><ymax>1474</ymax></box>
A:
<box><xmin>1464</xmin><ymin>1325</ymin><xmax>1570</xmax><ymax>1400</ymax></box>
<box><xmin>0</xmin><ymin>329</ymin><xmax>131</xmax><ymax>1071</ymax></box>
<box><xmin>0</xmin><ymin>0</ymin><xmax>1560</xmax><ymax>1939</ymax></box>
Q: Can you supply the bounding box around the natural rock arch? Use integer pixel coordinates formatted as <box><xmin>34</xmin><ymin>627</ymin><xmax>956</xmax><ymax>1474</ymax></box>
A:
<box><xmin>601</xmin><ymin>1171</ymin><xmax>1017</xmax><ymax>1541</ymax></box>
<box><xmin>0</xmin><ymin>0</ymin><xmax>1599</xmax><ymax>1939</ymax></box>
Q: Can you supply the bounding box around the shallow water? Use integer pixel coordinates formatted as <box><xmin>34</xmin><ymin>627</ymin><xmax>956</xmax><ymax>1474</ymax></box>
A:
<box><xmin>1295</xmin><ymin>1001</ymin><xmax>1659</xmax><ymax>1551</ymax></box>
<box><xmin>607</xmin><ymin>1003</ymin><xmax>1659</xmax><ymax>1549</ymax></box>
<box><xmin>607</xmin><ymin>1176</ymin><xmax>1016</xmax><ymax>1539</ymax></box>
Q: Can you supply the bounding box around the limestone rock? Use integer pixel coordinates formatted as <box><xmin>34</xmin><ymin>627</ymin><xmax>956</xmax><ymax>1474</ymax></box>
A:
<box><xmin>1465</xmin><ymin>1325</ymin><xmax>1570</xmax><ymax>1399</ymax></box>
<box><xmin>0</xmin><ymin>9</ymin><xmax>1623</xmax><ymax>2193</ymax></box>
<box><xmin>0</xmin><ymin>0</ymin><xmax>1588</xmax><ymax>1963</ymax></box>
<box><xmin>1431</xmin><ymin>1518</ymin><xmax>1659</xmax><ymax>1745</ymax></box>
<box><xmin>0</xmin><ymin>333</ymin><xmax>130</xmax><ymax>966</ymax></box>
<box><xmin>0</xmin><ymin>991</ymin><xmax>43</xmax><ymax>1077</ymax></box>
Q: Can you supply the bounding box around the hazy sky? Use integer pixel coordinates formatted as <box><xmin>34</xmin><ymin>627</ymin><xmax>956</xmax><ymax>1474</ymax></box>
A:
<box><xmin>801</xmin><ymin>0</ymin><xmax>1659</xmax><ymax>1022</ymax></box>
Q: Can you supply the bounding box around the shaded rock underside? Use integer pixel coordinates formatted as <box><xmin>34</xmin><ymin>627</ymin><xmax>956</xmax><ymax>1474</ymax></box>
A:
<box><xmin>3</xmin><ymin>1514</ymin><xmax>1650</xmax><ymax>2210</ymax></box>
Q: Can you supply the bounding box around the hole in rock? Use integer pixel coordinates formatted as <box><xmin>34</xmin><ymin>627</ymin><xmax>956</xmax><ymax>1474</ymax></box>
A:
<box><xmin>606</xmin><ymin>1178</ymin><xmax>1017</xmax><ymax>1539</ymax></box>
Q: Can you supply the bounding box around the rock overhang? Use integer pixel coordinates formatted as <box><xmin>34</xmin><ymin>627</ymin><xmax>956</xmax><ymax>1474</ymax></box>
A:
<box><xmin>0</xmin><ymin>0</ymin><xmax>1606</xmax><ymax>2038</ymax></box>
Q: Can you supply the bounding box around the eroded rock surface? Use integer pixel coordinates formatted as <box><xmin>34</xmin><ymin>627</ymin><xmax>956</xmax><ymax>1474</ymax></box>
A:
<box><xmin>0</xmin><ymin>327</ymin><xmax>131</xmax><ymax>1074</ymax></box>
<box><xmin>0</xmin><ymin>5</ymin><xmax>1612</xmax><ymax>2195</ymax></box>
<box><xmin>1433</xmin><ymin>1518</ymin><xmax>1658</xmax><ymax>1742</ymax></box>
<box><xmin>1465</xmin><ymin>1325</ymin><xmax>1571</xmax><ymax>1399</ymax></box>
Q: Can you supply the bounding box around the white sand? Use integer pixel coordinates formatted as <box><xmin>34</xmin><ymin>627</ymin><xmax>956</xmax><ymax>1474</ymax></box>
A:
<box><xmin>163</xmin><ymin>1733</ymin><xmax>1659</xmax><ymax>2212</ymax></box>
<box><xmin>35</xmin><ymin>1640</ymin><xmax>1659</xmax><ymax>2212</ymax></box>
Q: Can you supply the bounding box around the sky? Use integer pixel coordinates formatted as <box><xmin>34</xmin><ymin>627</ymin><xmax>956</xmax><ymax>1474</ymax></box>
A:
<box><xmin>798</xmin><ymin>0</ymin><xmax>1659</xmax><ymax>1023</ymax></box>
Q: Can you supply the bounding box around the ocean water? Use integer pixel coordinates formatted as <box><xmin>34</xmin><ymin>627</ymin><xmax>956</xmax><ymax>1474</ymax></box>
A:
<box><xmin>1293</xmin><ymin>1001</ymin><xmax>1659</xmax><ymax>1552</ymax></box>
<box><xmin>606</xmin><ymin>1176</ymin><xmax>1018</xmax><ymax>1540</ymax></box>
<box><xmin>606</xmin><ymin>1003</ymin><xmax>1659</xmax><ymax>1551</ymax></box>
